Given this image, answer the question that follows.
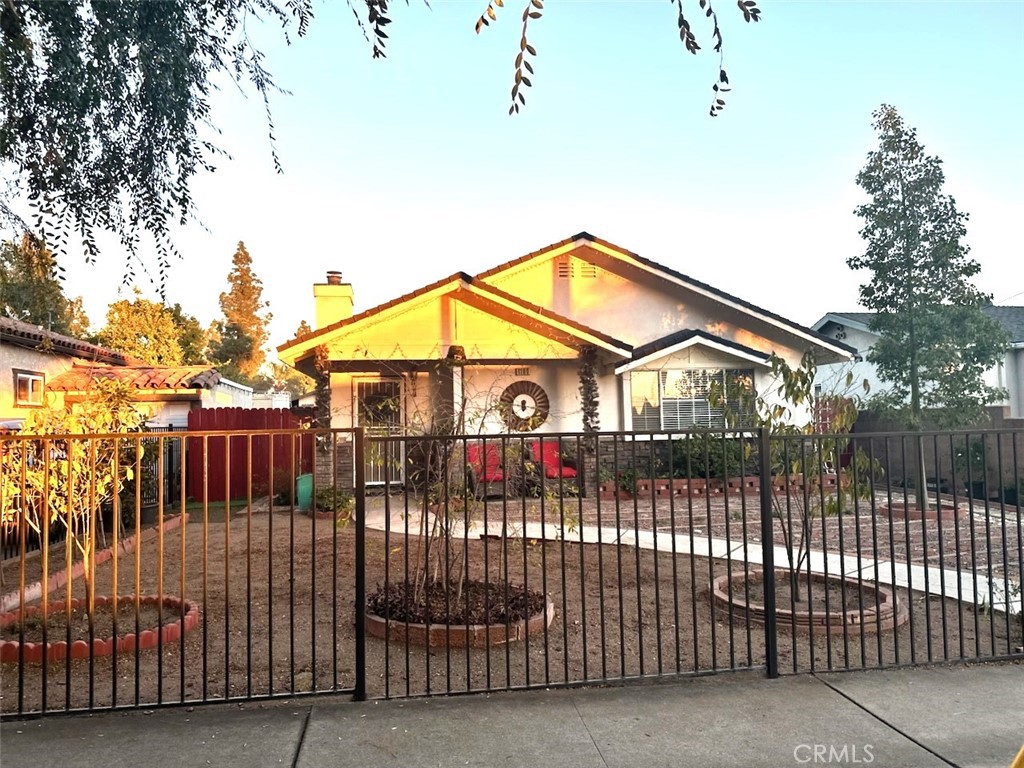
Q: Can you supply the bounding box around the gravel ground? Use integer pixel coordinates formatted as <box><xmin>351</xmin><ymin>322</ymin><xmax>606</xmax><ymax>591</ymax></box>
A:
<box><xmin>1</xmin><ymin>496</ymin><xmax>1018</xmax><ymax>716</ymax></box>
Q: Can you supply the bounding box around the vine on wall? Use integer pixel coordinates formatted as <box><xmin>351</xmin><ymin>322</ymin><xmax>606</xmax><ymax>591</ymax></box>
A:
<box><xmin>578</xmin><ymin>345</ymin><xmax>600</xmax><ymax>435</ymax></box>
<box><xmin>314</xmin><ymin>345</ymin><xmax>331</xmax><ymax>431</ymax></box>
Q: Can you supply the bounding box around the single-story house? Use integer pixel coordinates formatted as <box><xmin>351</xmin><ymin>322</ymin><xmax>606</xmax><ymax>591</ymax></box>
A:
<box><xmin>812</xmin><ymin>307</ymin><xmax>1024</xmax><ymax>421</ymax></box>
<box><xmin>1</xmin><ymin>316</ymin><xmax>253</xmax><ymax>430</ymax></box>
<box><xmin>1</xmin><ymin>316</ymin><xmax>133</xmax><ymax>426</ymax></box>
<box><xmin>278</xmin><ymin>233</ymin><xmax>856</xmax><ymax>483</ymax></box>
<box><xmin>46</xmin><ymin>362</ymin><xmax>254</xmax><ymax>429</ymax></box>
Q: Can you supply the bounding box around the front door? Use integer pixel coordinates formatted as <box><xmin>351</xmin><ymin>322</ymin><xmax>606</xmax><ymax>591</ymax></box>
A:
<box><xmin>356</xmin><ymin>379</ymin><xmax>404</xmax><ymax>486</ymax></box>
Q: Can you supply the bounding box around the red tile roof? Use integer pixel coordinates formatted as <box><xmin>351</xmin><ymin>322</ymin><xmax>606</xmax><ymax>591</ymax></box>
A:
<box><xmin>0</xmin><ymin>316</ymin><xmax>135</xmax><ymax>365</ymax></box>
<box><xmin>47</xmin><ymin>364</ymin><xmax>221</xmax><ymax>392</ymax></box>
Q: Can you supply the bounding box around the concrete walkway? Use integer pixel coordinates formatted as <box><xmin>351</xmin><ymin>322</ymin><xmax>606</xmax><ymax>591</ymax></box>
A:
<box><xmin>363</xmin><ymin>502</ymin><xmax>1024</xmax><ymax>615</ymax></box>
<box><xmin>2</xmin><ymin>664</ymin><xmax>1021</xmax><ymax>768</ymax></box>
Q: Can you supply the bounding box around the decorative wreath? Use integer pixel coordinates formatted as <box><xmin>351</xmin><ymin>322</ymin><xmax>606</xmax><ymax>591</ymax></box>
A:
<box><xmin>498</xmin><ymin>380</ymin><xmax>550</xmax><ymax>432</ymax></box>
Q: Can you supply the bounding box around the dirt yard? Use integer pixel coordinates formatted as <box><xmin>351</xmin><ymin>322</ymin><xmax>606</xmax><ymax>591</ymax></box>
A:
<box><xmin>1</xmin><ymin>499</ymin><xmax>1018</xmax><ymax>715</ymax></box>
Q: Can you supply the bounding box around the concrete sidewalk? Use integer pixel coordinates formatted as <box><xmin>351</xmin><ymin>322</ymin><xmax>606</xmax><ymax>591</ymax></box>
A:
<box><xmin>2</xmin><ymin>664</ymin><xmax>1021</xmax><ymax>768</ymax></box>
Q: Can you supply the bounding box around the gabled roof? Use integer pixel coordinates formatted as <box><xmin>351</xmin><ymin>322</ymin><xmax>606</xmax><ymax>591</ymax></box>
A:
<box><xmin>983</xmin><ymin>306</ymin><xmax>1024</xmax><ymax>343</ymax></box>
<box><xmin>47</xmin><ymin>363</ymin><xmax>221</xmax><ymax>392</ymax></box>
<box><xmin>815</xmin><ymin>307</ymin><xmax>1024</xmax><ymax>345</ymax></box>
<box><xmin>478</xmin><ymin>232</ymin><xmax>857</xmax><ymax>358</ymax></box>
<box><xmin>615</xmin><ymin>329</ymin><xmax>771</xmax><ymax>375</ymax></box>
<box><xmin>283</xmin><ymin>271</ymin><xmax>469</xmax><ymax>353</ymax></box>
<box><xmin>811</xmin><ymin>312</ymin><xmax>876</xmax><ymax>335</ymax></box>
<box><xmin>278</xmin><ymin>271</ymin><xmax>633</xmax><ymax>362</ymax></box>
<box><xmin>0</xmin><ymin>316</ymin><xmax>134</xmax><ymax>365</ymax></box>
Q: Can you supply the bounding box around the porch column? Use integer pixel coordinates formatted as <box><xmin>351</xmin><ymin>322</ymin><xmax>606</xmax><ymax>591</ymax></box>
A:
<box><xmin>621</xmin><ymin>370</ymin><xmax>633</xmax><ymax>431</ymax></box>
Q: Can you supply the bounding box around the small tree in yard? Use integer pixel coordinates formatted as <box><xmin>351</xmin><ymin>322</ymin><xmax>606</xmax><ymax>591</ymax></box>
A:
<box><xmin>849</xmin><ymin>104</ymin><xmax>1009</xmax><ymax>510</ymax></box>
<box><xmin>713</xmin><ymin>351</ymin><xmax>873</xmax><ymax>602</ymax></box>
<box><xmin>368</xmin><ymin>363</ymin><xmax>546</xmax><ymax>623</ymax></box>
<box><xmin>0</xmin><ymin>380</ymin><xmax>145</xmax><ymax>616</ymax></box>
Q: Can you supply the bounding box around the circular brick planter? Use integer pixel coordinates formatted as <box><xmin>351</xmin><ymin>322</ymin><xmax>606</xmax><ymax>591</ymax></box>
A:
<box><xmin>0</xmin><ymin>595</ymin><xmax>201</xmax><ymax>664</ymax></box>
<box><xmin>874</xmin><ymin>503</ymin><xmax>966</xmax><ymax>523</ymax></box>
<box><xmin>711</xmin><ymin>570</ymin><xmax>908</xmax><ymax>635</ymax></box>
<box><xmin>366</xmin><ymin>600</ymin><xmax>556</xmax><ymax>649</ymax></box>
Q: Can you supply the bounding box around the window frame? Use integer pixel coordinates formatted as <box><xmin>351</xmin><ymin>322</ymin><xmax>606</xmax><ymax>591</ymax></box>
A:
<box><xmin>13</xmin><ymin>369</ymin><xmax>45</xmax><ymax>407</ymax></box>
<box><xmin>630</xmin><ymin>367</ymin><xmax>755</xmax><ymax>431</ymax></box>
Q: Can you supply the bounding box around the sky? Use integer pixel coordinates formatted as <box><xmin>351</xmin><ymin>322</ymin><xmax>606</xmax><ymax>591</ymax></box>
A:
<box><xmin>43</xmin><ymin>0</ymin><xmax>1024</xmax><ymax>354</ymax></box>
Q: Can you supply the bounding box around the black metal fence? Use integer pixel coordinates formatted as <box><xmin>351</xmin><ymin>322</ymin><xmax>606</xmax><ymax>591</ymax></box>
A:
<box><xmin>0</xmin><ymin>427</ymin><xmax>1020</xmax><ymax>717</ymax></box>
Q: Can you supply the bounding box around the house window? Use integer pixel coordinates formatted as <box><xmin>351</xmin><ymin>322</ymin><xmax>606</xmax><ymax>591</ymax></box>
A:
<box><xmin>14</xmin><ymin>370</ymin><xmax>45</xmax><ymax>407</ymax></box>
<box><xmin>630</xmin><ymin>369</ymin><xmax>755</xmax><ymax>430</ymax></box>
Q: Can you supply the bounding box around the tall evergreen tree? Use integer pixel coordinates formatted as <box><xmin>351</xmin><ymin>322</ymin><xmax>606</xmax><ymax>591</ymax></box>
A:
<box><xmin>849</xmin><ymin>105</ymin><xmax>1008</xmax><ymax>508</ymax></box>
<box><xmin>0</xmin><ymin>235</ymin><xmax>88</xmax><ymax>334</ymax></box>
<box><xmin>209</xmin><ymin>242</ymin><xmax>272</xmax><ymax>382</ymax></box>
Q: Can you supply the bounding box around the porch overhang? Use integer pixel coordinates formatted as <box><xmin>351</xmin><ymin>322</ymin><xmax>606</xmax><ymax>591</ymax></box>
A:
<box><xmin>279</xmin><ymin>272</ymin><xmax>633</xmax><ymax>370</ymax></box>
<box><xmin>614</xmin><ymin>329</ymin><xmax>771</xmax><ymax>375</ymax></box>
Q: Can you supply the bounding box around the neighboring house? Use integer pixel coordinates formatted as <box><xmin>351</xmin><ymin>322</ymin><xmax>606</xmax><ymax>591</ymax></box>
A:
<box><xmin>278</xmin><ymin>233</ymin><xmax>856</xmax><ymax>483</ymax></box>
<box><xmin>291</xmin><ymin>390</ymin><xmax>316</xmax><ymax>409</ymax></box>
<box><xmin>1</xmin><ymin>316</ymin><xmax>133</xmax><ymax>425</ymax></box>
<box><xmin>252</xmin><ymin>391</ymin><xmax>292</xmax><ymax>409</ymax></box>
<box><xmin>1</xmin><ymin>316</ymin><xmax>254</xmax><ymax>429</ymax></box>
<box><xmin>811</xmin><ymin>307</ymin><xmax>1024</xmax><ymax>420</ymax></box>
<box><xmin>46</xmin><ymin>363</ymin><xmax>254</xmax><ymax>428</ymax></box>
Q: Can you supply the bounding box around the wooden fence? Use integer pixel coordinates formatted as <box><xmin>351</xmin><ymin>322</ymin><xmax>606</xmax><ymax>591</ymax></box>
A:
<box><xmin>185</xmin><ymin>408</ymin><xmax>313</xmax><ymax>502</ymax></box>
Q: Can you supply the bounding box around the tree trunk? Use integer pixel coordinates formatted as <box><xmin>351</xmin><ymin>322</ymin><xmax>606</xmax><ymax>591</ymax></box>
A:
<box><xmin>913</xmin><ymin>436</ymin><xmax>930</xmax><ymax>513</ymax></box>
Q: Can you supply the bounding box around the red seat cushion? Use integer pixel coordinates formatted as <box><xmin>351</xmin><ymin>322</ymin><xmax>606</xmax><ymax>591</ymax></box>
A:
<box><xmin>530</xmin><ymin>441</ymin><xmax>577</xmax><ymax>479</ymax></box>
<box><xmin>467</xmin><ymin>442</ymin><xmax>505</xmax><ymax>483</ymax></box>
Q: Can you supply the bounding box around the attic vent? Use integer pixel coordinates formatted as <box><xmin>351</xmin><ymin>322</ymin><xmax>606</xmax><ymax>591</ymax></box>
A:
<box><xmin>557</xmin><ymin>257</ymin><xmax>597</xmax><ymax>279</ymax></box>
<box><xmin>514</xmin><ymin>366</ymin><xmax>531</xmax><ymax>376</ymax></box>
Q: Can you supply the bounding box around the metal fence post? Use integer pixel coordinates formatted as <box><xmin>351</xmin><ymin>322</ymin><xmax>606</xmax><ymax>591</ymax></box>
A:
<box><xmin>354</xmin><ymin>427</ymin><xmax>367</xmax><ymax>701</ymax></box>
<box><xmin>758</xmin><ymin>427</ymin><xmax>779</xmax><ymax>679</ymax></box>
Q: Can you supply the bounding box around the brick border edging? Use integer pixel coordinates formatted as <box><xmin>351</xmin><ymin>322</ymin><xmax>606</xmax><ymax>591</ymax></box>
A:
<box><xmin>710</xmin><ymin>569</ymin><xmax>909</xmax><ymax>635</ymax></box>
<box><xmin>0</xmin><ymin>513</ymin><xmax>189</xmax><ymax>614</ymax></box>
<box><xmin>0</xmin><ymin>594</ymin><xmax>201</xmax><ymax>663</ymax></box>
<box><xmin>874</xmin><ymin>504</ymin><xmax>967</xmax><ymax>522</ymax></box>
<box><xmin>365</xmin><ymin>600</ymin><xmax>556</xmax><ymax>649</ymax></box>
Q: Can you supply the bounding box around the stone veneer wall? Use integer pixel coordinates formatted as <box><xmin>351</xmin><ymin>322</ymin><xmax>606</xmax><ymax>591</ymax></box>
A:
<box><xmin>314</xmin><ymin>437</ymin><xmax>355</xmax><ymax>491</ymax></box>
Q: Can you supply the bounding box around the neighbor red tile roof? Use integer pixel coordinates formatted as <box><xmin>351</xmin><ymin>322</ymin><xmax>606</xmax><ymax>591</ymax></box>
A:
<box><xmin>47</xmin><ymin>364</ymin><xmax>221</xmax><ymax>392</ymax></box>
<box><xmin>0</xmin><ymin>316</ymin><xmax>135</xmax><ymax>365</ymax></box>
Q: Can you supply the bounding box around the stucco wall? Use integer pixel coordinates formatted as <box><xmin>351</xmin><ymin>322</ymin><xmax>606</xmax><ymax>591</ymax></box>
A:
<box><xmin>816</xmin><ymin>320</ymin><xmax>1023</xmax><ymax>420</ymax></box>
<box><xmin>0</xmin><ymin>346</ymin><xmax>75</xmax><ymax>421</ymax></box>
<box><xmin>482</xmin><ymin>250</ymin><xmax>813</xmax><ymax>362</ymax></box>
<box><xmin>987</xmin><ymin>349</ymin><xmax>1023</xmax><ymax>418</ymax></box>
<box><xmin>322</xmin><ymin>296</ymin><xmax>579</xmax><ymax>363</ymax></box>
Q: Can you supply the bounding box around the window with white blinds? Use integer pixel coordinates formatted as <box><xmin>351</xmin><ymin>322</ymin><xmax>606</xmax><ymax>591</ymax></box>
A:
<box><xmin>630</xmin><ymin>369</ymin><xmax>754</xmax><ymax>430</ymax></box>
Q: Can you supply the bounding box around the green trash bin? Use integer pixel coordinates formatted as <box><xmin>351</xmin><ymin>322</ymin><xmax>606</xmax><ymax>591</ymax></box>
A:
<box><xmin>295</xmin><ymin>473</ymin><xmax>313</xmax><ymax>512</ymax></box>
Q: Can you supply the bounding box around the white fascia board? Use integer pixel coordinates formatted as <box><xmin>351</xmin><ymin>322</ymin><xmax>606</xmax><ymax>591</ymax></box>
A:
<box><xmin>812</xmin><ymin>313</ymin><xmax>875</xmax><ymax>335</ymax></box>
<box><xmin>614</xmin><ymin>336</ymin><xmax>770</xmax><ymax>375</ymax></box>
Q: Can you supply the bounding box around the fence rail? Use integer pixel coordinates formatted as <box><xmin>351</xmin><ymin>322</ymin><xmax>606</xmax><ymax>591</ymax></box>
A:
<box><xmin>0</xmin><ymin>426</ymin><xmax>1020</xmax><ymax>717</ymax></box>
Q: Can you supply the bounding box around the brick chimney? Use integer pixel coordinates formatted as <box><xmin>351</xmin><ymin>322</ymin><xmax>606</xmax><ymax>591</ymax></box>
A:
<box><xmin>314</xmin><ymin>270</ymin><xmax>354</xmax><ymax>329</ymax></box>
